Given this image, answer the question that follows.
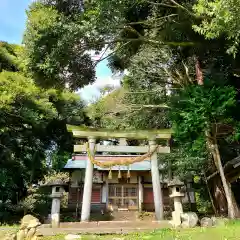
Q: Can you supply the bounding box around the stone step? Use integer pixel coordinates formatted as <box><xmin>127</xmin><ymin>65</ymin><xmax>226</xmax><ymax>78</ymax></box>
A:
<box><xmin>37</xmin><ymin>221</ymin><xmax>171</xmax><ymax>236</ymax></box>
<box><xmin>111</xmin><ymin>211</ymin><xmax>138</xmax><ymax>221</ymax></box>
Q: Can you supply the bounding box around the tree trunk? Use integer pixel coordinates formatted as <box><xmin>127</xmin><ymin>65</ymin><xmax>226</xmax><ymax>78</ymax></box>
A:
<box><xmin>185</xmin><ymin>181</ymin><xmax>193</xmax><ymax>211</ymax></box>
<box><xmin>211</xmin><ymin>176</ymin><xmax>227</xmax><ymax>215</ymax></box>
<box><xmin>195</xmin><ymin>57</ymin><xmax>204</xmax><ymax>85</ymax></box>
<box><xmin>203</xmin><ymin>172</ymin><xmax>217</xmax><ymax>215</ymax></box>
<box><xmin>227</xmin><ymin>180</ymin><xmax>240</xmax><ymax>217</ymax></box>
<box><xmin>207</xmin><ymin>136</ymin><xmax>236</xmax><ymax>218</ymax></box>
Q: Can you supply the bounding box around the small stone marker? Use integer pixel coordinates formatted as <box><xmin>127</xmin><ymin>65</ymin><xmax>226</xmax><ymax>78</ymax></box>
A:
<box><xmin>65</xmin><ymin>234</ymin><xmax>82</xmax><ymax>240</ymax></box>
<box><xmin>181</xmin><ymin>212</ymin><xmax>198</xmax><ymax>228</ymax></box>
<box><xmin>200</xmin><ymin>217</ymin><xmax>213</xmax><ymax>227</ymax></box>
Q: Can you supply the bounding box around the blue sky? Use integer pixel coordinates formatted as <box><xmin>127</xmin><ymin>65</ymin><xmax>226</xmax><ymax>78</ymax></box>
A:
<box><xmin>0</xmin><ymin>0</ymin><xmax>115</xmax><ymax>102</ymax></box>
<box><xmin>0</xmin><ymin>0</ymin><xmax>30</xmax><ymax>44</ymax></box>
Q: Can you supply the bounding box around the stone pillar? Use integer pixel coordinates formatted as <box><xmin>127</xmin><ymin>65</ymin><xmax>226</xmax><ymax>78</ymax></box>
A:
<box><xmin>50</xmin><ymin>184</ymin><xmax>65</xmax><ymax>228</ymax></box>
<box><xmin>81</xmin><ymin>137</ymin><xmax>95</xmax><ymax>222</ymax></box>
<box><xmin>138</xmin><ymin>176</ymin><xmax>143</xmax><ymax>212</ymax></box>
<box><xmin>51</xmin><ymin>195</ymin><xmax>61</xmax><ymax>227</ymax></box>
<box><xmin>149</xmin><ymin>139</ymin><xmax>164</xmax><ymax>220</ymax></box>
<box><xmin>173</xmin><ymin>197</ymin><xmax>183</xmax><ymax>214</ymax></box>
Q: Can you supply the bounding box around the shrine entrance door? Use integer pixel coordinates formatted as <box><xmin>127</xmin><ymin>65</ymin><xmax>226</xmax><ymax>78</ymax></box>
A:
<box><xmin>108</xmin><ymin>184</ymin><xmax>138</xmax><ymax>210</ymax></box>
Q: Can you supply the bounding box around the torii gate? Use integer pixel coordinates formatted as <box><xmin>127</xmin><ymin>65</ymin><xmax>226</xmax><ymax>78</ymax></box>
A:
<box><xmin>67</xmin><ymin>125</ymin><xmax>172</xmax><ymax>221</ymax></box>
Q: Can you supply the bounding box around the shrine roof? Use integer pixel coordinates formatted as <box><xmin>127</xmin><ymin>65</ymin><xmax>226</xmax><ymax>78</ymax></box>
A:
<box><xmin>64</xmin><ymin>155</ymin><xmax>151</xmax><ymax>171</ymax></box>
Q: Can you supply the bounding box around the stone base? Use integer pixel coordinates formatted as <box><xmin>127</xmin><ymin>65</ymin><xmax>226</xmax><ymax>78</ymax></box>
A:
<box><xmin>51</xmin><ymin>213</ymin><xmax>60</xmax><ymax>228</ymax></box>
<box><xmin>170</xmin><ymin>211</ymin><xmax>182</xmax><ymax>227</ymax></box>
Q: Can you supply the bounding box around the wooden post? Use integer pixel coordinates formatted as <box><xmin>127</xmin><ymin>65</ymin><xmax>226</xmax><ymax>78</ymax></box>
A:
<box><xmin>105</xmin><ymin>177</ymin><xmax>109</xmax><ymax>208</ymax></box>
<box><xmin>149</xmin><ymin>139</ymin><xmax>164</xmax><ymax>220</ymax></box>
<box><xmin>81</xmin><ymin>137</ymin><xmax>95</xmax><ymax>221</ymax></box>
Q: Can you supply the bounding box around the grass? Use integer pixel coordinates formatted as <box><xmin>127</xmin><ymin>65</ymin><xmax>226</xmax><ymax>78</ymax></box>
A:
<box><xmin>2</xmin><ymin>221</ymin><xmax>240</xmax><ymax>240</ymax></box>
<box><xmin>0</xmin><ymin>224</ymin><xmax>19</xmax><ymax>228</ymax></box>
<box><xmin>40</xmin><ymin>221</ymin><xmax>240</xmax><ymax>240</ymax></box>
<box><xmin>0</xmin><ymin>224</ymin><xmax>19</xmax><ymax>239</ymax></box>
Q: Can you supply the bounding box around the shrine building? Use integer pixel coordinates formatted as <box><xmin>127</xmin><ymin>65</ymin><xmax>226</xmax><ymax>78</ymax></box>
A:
<box><xmin>65</xmin><ymin>154</ymin><xmax>170</xmax><ymax>213</ymax></box>
<box><xmin>64</xmin><ymin>125</ymin><xmax>190</xmax><ymax>221</ymax></box>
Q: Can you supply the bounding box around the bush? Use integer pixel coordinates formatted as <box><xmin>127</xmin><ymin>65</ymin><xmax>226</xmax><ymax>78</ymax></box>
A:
<box><xmin>19</xmin><ymin>185</ymin><xmax>51</xmax><ymax>221</ymax></box>
<box><xmin>19</xmin><ymin>171</ymin><xmax>69</xmax><ymax>221</ymax></box>
<box><xmin>0</xmin><ymin>201</ymin><xmax>23</xmax><ymax>224</ymax></box>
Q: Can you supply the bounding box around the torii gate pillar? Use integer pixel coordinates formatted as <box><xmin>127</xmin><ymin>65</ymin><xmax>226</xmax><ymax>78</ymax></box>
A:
<box><xmin>81</xmin><ymin>137</ymin><xmax>95</xmax><ymax>221</ymax></box>
<box><xmin>149</xmin><ymin>139</ymin><xmax>164</xmax><ymax>220</ymax></box>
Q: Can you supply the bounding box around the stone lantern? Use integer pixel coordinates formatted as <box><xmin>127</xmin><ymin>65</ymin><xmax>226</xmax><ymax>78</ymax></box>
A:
<box><xmin>47</xmin><ymin>179</ymin><xmax>67</xmax><ymax>228</ymax></box>
<box><xmin>168</xmin><ymin>178</ymin><xmax>185</xmax><ymax>227</ymax></box>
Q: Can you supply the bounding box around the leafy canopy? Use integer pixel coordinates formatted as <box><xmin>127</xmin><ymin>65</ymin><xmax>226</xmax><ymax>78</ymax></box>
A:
<box><xmin>193</xmin><ymin>0</ymin><xmax>240</xmax><ymax>56</ymax></box>
<box><xmin>169</xmin><ymin>84</ymin><xmax>237</xmax><ymax>169</ymax></box>
<box><xmin>0</xmin><ymin>41</ymin><xmax>89</xmax><ymax>208</ymax></box>
<box><xmin>23</xmin><ymin>1</ymin><xmax>97</xmax><ymax>90</ymax></box>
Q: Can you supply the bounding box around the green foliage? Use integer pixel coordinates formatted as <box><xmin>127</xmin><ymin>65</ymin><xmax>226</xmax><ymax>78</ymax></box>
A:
<box><xmin>41</xmin><ymin>170</ymin><xmax>69</xmax><ymax>185</ymax></box>
<box><xmin>195</xmin><ymin>191</ymin><xmax>212</xmax><ymax>213</ymax></box>
<box><xmin>0</xmin><ymin>71</ymin><xmax>54</xmax><ymax>203</ymax></box>
<box><xmin>0</xmin><ymin>71</ymin><xmax>56</xmax><ymax>115</ymax></box>
<box><xmin>168</xmin><ymin>84</ymin><xmax>237</xmax><ymax>178</ymax></box>
<box><xmin>2</xmin><ymin>0</ymin><xmax>240</xmax><ymax>222</ymax></box>
<box><xmin>88</xmin><ymin>44</ymin><xmax>172</xmax><ymax>130</ymax></box>
<box><xmin>170</xmin><ymin>84</ymin><xmax>237</xmax><ymax>141</ymax></box>
<box><xmin>20</xmin><ymin>171</ymin><xmax>69</xmax><ymax>220</ymax></box>
<box><xmin>50</xmin><ymin>151</ymin><xmax>70</xmax><ymax>171</ymax></box>
<box><xmin>0</xmin><ymin>201</ymin><xmax>23</xmax><ymax>224</ymax></box>
<box><xmin>0</xmin><ymin>0</ymin><xmax>96</xmax><ymax>223</ymax></box>
<box><xmin>0</xmin><ymin>69</ymin><xmax>86</xmax><ymax>210</ymax></box>
<box><xmin>193</xmin><ymin>0</ymin><xmax>240</xmax><ymax>56</ymax></box>
<box><xmin>19</xmin><ymin>186</ymin><xmax>51</xmax><ymax>220</ymax></box>
<box><xmin>23</xmin><ymin>1</ymin><xmax>96</xmax><ymax>90</ymax></box>
<box><xmin>87</xmin><ymin>88</ymin><xmax>128</xmax><ymax>129</ymax></box>
<box><xmin>0</xmin><ymin>42</ymin><xmax>21</xmax><ymax>72</ymax></box>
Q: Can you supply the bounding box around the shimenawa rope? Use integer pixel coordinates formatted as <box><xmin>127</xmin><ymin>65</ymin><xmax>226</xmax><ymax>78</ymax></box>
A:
<box><xmin>86</xmin><ymin>142</ymin><xmax>158</xmax><ymax>168</ymax></box>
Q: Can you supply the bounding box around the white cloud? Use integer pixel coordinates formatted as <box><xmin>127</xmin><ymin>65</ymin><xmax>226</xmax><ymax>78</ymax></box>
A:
<box><xmin>88</xmin><ymin>47</ymin><xmax>111</xmax><ymax>61</ymax></box>
<box><xmin>78</xmin><ymin>75</ymin><xmax>122</xmax><ymax>103</ymax></box>
<box><xmin>93</xmin><ymin>75</ymin><xmax>121</xmax><ymax>89</ymax></box>
<box><xmin>78</xmin><ymin>47</ymin><xmax>123</xmax><ymax>103</ymax></box>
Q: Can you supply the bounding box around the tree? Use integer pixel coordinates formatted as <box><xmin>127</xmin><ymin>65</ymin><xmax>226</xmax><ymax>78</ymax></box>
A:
<box><xmin>193</xmin><ymin>0</ymin><xmax>240</xmax><ymax>56</ymax></box>
<box><xmin>87</xmin><ymin>0</ymin><xmax>240</xmax><ymax>217</ymax></box>
<box><xmin>170</xmin><ymin>83</ymin><xmax>239</xmax><ymax>218</ymax></box>
<box><xmin>23</xmin><ymin>1</ymin><xmax>99</xmax><ymax>90</ymax></box>
<box><xmin>0</xmin><ymin>41</ymin><xmax>22</xmax><ymax>72</ymax></box>
<box><xmin>0</xmin><ymin>41</ymin><xmax>89</xmax><ymax>210</ymax></box>
<box><xmin>0</xmin><ymin>71</ymin><xmax>55</xmax><ymax>202</ymax></box>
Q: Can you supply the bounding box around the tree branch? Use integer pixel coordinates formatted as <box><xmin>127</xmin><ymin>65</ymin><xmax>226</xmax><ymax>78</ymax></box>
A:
<box><xmin>94</xmin><ymin>41</ymin><xmax>131</xmax><ymax>66</ymax></box>
<box><xmin>146</xmin><ymin>1</ymin><xmax>177</xmax><ymax>8</ymax></box>
<box><xmin>126</xmin><ymin>14</ymin><xmax>178</xmax><ymax>26</ymax></box>
<box><xmin>168</xmin><ymin>0</ymin><xmax>196</xmax><ymax>17</ymax></box>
